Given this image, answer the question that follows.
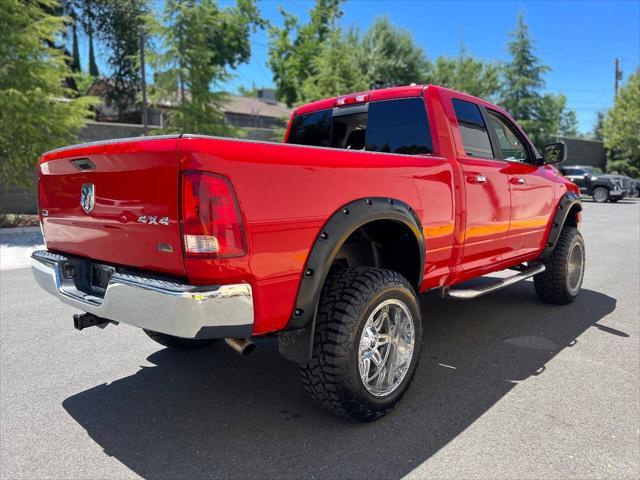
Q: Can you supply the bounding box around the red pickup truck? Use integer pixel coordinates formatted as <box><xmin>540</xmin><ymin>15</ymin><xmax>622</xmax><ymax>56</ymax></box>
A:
<box><xmin>32</xmin><ymin>85</ymin><xmax>584</xmax><ymax>421</ymax></box>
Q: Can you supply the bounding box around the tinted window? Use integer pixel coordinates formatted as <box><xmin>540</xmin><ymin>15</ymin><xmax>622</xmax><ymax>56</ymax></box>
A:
<box><xmin>288</xmin><ymin>109</ymin><xmax>332</xmax><ymax>147</ymax></box>
<box><xmin>332</xmin><ymin>111</ymin><xmax>367</xmax><ymax>149</ymax></box>
<box><xmin>452</xmin><ymin>99</ymin><xmax>494</xmax><ymax>159</ymax></box>
<box><xmin>365</xmin><ymin>98</ymin><xmax>432</xmax><ymax>154</ymax></box>
<box><xmin>487</xmin><ymin>111</ymin><xmax>529</xmax><ymax>162</ymax></box>
<box><xmin>287</xmin><ymin>98</ymin><xmax>432</xmax><ymax>155</ymax></box>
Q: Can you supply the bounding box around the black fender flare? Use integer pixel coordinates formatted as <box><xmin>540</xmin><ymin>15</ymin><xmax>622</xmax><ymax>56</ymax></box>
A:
<box><xmin>278</xmin><ymin>197</ymin><xmax>425</xmax><ymax>362</ymax></box>
<box><xmin>539</xmin><ymin>191</ymin><xmax>582</xmax><ymax>260</ymax></box>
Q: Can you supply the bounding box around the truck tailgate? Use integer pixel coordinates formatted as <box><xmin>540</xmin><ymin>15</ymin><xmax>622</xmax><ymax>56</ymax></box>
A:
<box><xmin>38</xmin><ymin>136</ymin><xmax>185</xmax><ymax>276</ymax></box>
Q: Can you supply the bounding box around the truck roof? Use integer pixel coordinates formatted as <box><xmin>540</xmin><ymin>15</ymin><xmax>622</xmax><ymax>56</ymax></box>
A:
<box><xmin>293</xmin><ymin>84</ymin><xmax>498</xmax><ymax>116</ymax></box>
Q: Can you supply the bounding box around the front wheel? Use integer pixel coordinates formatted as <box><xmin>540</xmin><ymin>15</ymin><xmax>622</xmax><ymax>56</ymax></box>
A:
<box><xmin>300</xmin><ymin>267</ymin><xmax>423</xmax><ymax>421</ymax></box>
<box><xmin>534</xmin><ymin>226</ymin><xmax>585</xmax><ymax>304</ymax></box>
<box><xmin>592</xmin><ymin>187</ymin><xmax>609</xmax><ymax>203</ymax></box>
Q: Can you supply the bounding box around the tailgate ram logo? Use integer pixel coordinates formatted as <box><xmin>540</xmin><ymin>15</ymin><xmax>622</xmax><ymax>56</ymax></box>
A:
<box><xmin>80</xmin><ymin>183</ymin><xmax>95</xmax><ymax>214</ymax></box>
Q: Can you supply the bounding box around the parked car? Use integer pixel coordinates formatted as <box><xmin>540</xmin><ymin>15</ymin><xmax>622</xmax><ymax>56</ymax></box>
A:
<box><xmin>559</xmin><ymin>165</ymin><xmax>630</xmax><ymax>203</ymax></box>
<box><xmin>32</xmin><ymin>85</ymin><xmax>585</xmax><ymax>421</ymax></box>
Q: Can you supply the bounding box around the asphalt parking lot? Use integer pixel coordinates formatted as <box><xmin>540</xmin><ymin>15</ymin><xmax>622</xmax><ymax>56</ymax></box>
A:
<box><xmin>1</xmin><ymin>199</ymin><xmax>639</xmax><ymax>479</ymax></box>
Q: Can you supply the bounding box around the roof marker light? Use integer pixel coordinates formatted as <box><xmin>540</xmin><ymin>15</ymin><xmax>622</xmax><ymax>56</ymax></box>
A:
<box><xmin>335</xmin><ymin>93</ymin><xmax>370</xmax><ymax>107</ymax></box>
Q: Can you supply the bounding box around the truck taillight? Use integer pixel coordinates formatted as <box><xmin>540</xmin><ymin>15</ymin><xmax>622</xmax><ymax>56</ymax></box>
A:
<box><xmin>181</xmin><ymin>172</ymin><xmax>246</xmax><ymax>258</ymax></box>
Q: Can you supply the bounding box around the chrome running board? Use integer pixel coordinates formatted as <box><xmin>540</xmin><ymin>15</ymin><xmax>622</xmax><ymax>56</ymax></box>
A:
<box><xmin>444</xmin><ymin>264</ymin><xmax>546</xmax><ymax>300</ymax></box>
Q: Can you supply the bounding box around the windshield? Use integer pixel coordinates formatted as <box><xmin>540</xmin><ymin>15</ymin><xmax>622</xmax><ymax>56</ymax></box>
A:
<box><xmin>287</xmin><ymin>98</ymin><xmax>433</xmax><ymax>155</ymax></box>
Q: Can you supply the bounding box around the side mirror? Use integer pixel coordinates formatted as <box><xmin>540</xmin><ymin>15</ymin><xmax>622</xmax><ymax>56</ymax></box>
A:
<box><xmin>540</xmin><ymin>143</ymin><xmax>566</xmax><ymax>165</ymax></box>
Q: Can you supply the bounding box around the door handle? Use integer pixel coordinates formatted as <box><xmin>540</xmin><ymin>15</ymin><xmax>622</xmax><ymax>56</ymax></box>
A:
<box><xmin>467</xmin><ymin>175</ymin><xmax>487</xmax><ymax>184</ymax></box>
<box><xmin>511</xmin><ymin>177</ymin><xmax>526</xmax><ymax>185</ymax></box>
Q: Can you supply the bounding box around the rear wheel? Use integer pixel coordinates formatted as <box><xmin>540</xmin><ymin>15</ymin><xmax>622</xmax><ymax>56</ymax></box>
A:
<box><xmin>299</xmin><ymin>267</ymin><xmax>423</xmax><ymax>421</ymax></box>
<box><xmin>534</xmin><ymin>226</ymin><xmax>585</xmax><ymax>304</ymax></box>
<box><xmin>143</xmin><ymin>330</ymin><xmax>216</xmax><ymax>350</ymax></box>
<box><xmin>592</xmin><ymin>187</ymin><xmax>609</xmax><ymax>203</ymax></box>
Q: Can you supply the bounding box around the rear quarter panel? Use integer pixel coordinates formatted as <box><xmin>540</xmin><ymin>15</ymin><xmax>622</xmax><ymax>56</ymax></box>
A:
<box><xmin>178</xmin><ymin>136</ymin><xmax>455</xmax><ymax>335</ymax></box>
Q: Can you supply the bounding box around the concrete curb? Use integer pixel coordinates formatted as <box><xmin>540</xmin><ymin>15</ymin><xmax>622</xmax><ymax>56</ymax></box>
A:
<box><xmin>0</xmin><ymin>226</ymin><xmax>41</xmax><ymax>235</ymax></box>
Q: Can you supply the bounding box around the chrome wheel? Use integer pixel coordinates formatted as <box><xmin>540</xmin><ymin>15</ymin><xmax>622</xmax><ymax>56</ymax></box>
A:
<box><xmin>567</xmin><ymin>241</ymin><xmax>584</xmax><ymax>294</ymax></box>
<box><xmin>358</xmin><ymin>299</ymin><xmax>416</xmax><ymax>397</ymax></box>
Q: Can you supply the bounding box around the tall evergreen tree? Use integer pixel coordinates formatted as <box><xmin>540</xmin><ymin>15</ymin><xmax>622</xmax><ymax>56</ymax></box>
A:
<box><xmin>70</xmin><ymin>16</ymin><xmax>81</xmax><ymax>72</ymax></box>
<box><xmin>500</xmin><ymin>13</ymin><xmax>573</xmax><ymax>147</ymax></box>
<box><xmin>592</xmin><ymin>110</ymin><xmax>606</xmax><ymax>140</ymax></box>
<box><xmin>500</xmin><ymin>13</ymin><xmax>549</xmax><ymax>144</ymax></box>
<box><xmin>93</xmin><ymin>0</ymin><xmax>148</xmax><ymax>121</ymax></box>
<box><xmin>0</xmin><ymin>0</ymin><xmax>97</xmax><ymax>186</ymax></box>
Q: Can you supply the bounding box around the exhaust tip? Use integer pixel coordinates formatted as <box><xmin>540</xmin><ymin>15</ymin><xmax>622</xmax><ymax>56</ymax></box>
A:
<box><xmin>225</xmin><ymin>337</ymin><xmax>256</xmax><ymax>356</ymax></box>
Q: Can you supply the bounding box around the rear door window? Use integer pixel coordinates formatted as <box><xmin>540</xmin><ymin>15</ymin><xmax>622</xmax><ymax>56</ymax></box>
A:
<box><xmin>452</xmin><ymin>98</ymin><xmax>494</xmax><ymax>159</ymax></box>
<box><xmin>365</xmin><ymin>98</ymin><xmax>432</xmax><ymax>154</ymax></box>
<box><xmin>287</xmin><ymin>98</ymin><xmax>432</xmax><ymax>155</ymax></box>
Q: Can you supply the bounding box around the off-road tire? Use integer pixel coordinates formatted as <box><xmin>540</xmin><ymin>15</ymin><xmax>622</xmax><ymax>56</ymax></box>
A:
<box><xmin>534</xmin><ymin>226</ymin><xmax>585</xmax><ymax>304</ymax></box>
<box><xmin>143</xmin><ymin>330</ymin><xmax>216</xmax><ymax>350</ymax></box>
<box><xmin>299</xmin><ymin>267</ymin><xmax>423</xmax><ymax>422</ymax></box>
<box><xmin>592</xmin><ymin>187</ymin><xmax>609</xmax><ymax>203</ymax></box>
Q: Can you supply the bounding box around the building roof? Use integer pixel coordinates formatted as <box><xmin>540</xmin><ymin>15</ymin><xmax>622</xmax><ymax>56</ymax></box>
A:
<box><xmin>87</xmin><ymin>78</ymin><xmax>292</xmax><ymax>121</ymax></box>
<box><xmin>222</xmin><ymin>95</ymin><xmax>291</xmax><ymax>119</ymax></box>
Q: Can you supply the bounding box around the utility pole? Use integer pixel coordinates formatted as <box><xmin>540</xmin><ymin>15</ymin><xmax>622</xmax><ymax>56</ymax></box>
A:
<box><xmin>614</xmin><ymin>58</ymin><xmax>623</xmax><ymax>98</ymax></box>
<box><xmin>139</xmin><ymin>30</ymin><xmax>148</xmax><ymax>135</ymax></box>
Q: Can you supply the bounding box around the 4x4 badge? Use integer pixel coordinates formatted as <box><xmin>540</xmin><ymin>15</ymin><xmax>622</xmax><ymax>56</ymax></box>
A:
<box><xmin>80</xmin><ymin>183</ymin><xmax>95</xmax><ymax>214</ymax></box>
<box><xmin>138</xmin><ymin>215</ymin><xmax>170</xmax><ymax>225</ymax></box>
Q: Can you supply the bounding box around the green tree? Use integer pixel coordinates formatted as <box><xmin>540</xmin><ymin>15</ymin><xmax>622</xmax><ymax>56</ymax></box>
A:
<box><xmin>558</xmin><ymin>102</ymin><xmax>580</xmax><ymax>137</ymax></box>
<box><xmin>501</xmin><ymin>13</ymin><xmax>546</xmax><ymax>144</ymax></box>
<box><xmin>499</xmin><ymin>13</ymin><xmax>570</xmax><ymax>147</ymax></box>
<box><xmin>0</xmin><ymin>0</ymin><xmax>97</xmax><ymax>187</ymax></box>
<box><xmin>268</xmin><ymin>0</ymin><xmax>343</xmax><ymax>106</ymax></box>
<box><xmin>592</xmin><ymin>110</ymin><xmax>606</xmax><ymax>140</ymax></box>
<box><xmin>59</xmin><ymin>0</ymin><xmax>100</xmax><ymax>76</ymax></box>
<box><xmin>92</xmin><ymin>0</ymin><xmax>149</xmax><ymax>121</ymax></box>
<box><xmin>427</xmin><ymin>44</ymin><xmax>500</xmax><ymax>99</ymax></box>
<box><xmin>150</xmin><ymin>0</ymin><xmax>261</xmax><ymax>135</ymax></box>
<box><xmin>358</xmin><ymin>16</ymin><xmax>427</xmax><ymax>88</ymax></box>
<box><xmin>70</xmin><ymin>14</ymin><xmax>81</xmax><ymax>72</ymax></box>
<box><xmin>603</xmin><ymin>69</ymin><xmax>640</xmax><ymax>176</ymax></box>
<box><xmin>301</xmin><ymin>29</ymin><xmax>367</xmax><ymax>102</ymax></box>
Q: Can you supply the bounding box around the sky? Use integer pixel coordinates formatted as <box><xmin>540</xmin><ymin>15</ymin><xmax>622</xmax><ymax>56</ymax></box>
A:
<box><xmin>83</xmin><ymin>0</ymin><xmax>640</xmax><ymax>134</ymax></box>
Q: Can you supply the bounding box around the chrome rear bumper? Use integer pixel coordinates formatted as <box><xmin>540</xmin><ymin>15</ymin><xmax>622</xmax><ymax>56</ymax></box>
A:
<box><xmin>31</xmin><ymin>250</ymin><xmax>253</xmax><ymax>339</ymax></box>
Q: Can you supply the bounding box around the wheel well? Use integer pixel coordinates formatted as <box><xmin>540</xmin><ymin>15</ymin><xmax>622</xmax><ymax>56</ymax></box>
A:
<box><xmin>330</xmin><ymin>219</ymin><xmax>421</xmax><ymax>289</ymax></box>
<box><xmin>565</xmin><ymin>204</ymin><xmax>582</xmax><ymax>228</ymax></box>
